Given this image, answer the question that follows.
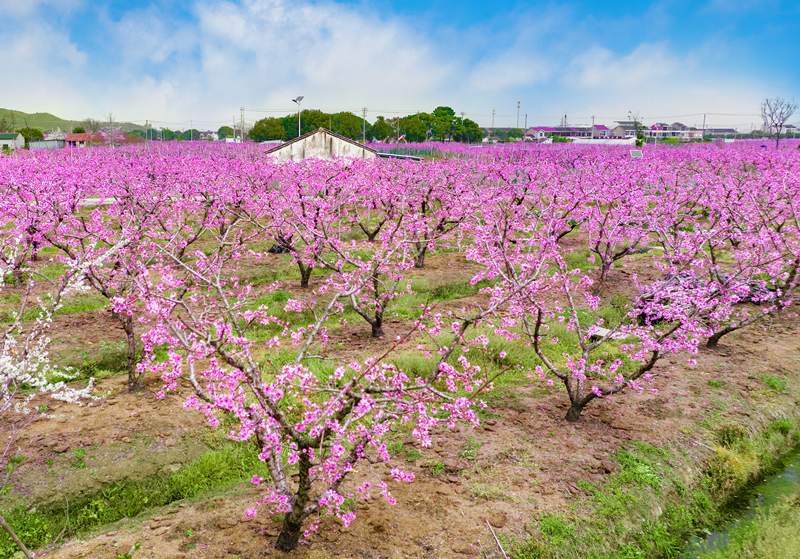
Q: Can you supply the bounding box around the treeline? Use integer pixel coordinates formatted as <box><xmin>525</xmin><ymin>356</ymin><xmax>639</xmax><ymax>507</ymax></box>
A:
<box><xmin>249</xmin><ymin>106</ymin><xmax>483</xmax><ymax>143</ymax></box>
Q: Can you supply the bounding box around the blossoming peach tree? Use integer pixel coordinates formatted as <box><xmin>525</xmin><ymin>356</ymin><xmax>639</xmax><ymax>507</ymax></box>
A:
<box><xmin>132</xmin><ymin>200</ymin><xmax>521</xmax><ymax>552</ymax></box>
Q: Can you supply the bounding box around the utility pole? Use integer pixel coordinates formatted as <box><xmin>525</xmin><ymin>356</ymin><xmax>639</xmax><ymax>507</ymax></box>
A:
<box><xmin>516</xmin><ymin>101</ymin><xmax>520</xmax><ymax>128</ymax></box>
<box><xmin>591</xmin><ymin>115</ymin><xmax>595</xmax><ymax>139</ymax></box>
<box><xmin>190</xmin><ymin>120</ymin><xmax>193</xmax><ymax>141</ymax></box>
<box><xmin>362</xmin><ymin>107</ymin><xmax>367</xmax><ymax>143</ymax></box>
<box><xmin>292</xmin><ymin>97</ymin><xmax>304</xmax><ymax>138</ymax></box>
<box><xmin>702</xmin><ymin>114</ymin><xmax>707</xmax><ymax>138</ymax></box>
<box><xmin>240</xmin><ymin>107</ymin><xmax>245</xmax><ymax>142</ymax></box>
<box><xmin>524</xmin><ymin>114</ymin><xmax>527</xmax><ymax>130</ymax></box>
<box><xmin>491</xmin><ymin>108</ymin><xmax>495</xmax><ymax>129</ymax></box>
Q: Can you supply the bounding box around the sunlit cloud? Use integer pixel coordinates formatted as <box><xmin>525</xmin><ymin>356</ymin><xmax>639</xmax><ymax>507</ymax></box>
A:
<box><xmin>0</xmin><ymin>0</ymin><xmax>795</xmax><ymax>129</ymax></box>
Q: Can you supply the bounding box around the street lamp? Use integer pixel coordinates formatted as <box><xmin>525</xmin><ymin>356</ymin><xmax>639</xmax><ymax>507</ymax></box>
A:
<box><xmin>292</xmin><ymin>96</ymin><xmax>304</xmax><ymax>138</ymax></box>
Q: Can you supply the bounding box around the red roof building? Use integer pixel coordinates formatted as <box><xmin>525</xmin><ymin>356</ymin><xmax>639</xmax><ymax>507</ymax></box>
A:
<box><xmin>65</xmin><ymin>133</ymin><xmax>92</xmax><ymax>147</ymax></box>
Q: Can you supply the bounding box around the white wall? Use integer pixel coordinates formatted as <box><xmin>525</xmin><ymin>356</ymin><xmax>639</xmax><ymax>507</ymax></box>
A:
<box><xmin>268</xmin><ymin>129</ymin><xmax>376</xmax><ymax>161</ymax></box>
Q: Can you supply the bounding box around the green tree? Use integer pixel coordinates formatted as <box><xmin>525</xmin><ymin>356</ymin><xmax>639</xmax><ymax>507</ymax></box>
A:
<box><xmin>217</xmin><ymin>126</ymin><xmax>234</xmax><ymax>140</ymax></box>
<box><xmin>372</xmin><ymin>116</ymin><xmax>393</xmax><ymax>141</ymax></box>
<box><xmin>18</xmin><ymin>127</ymin><xmax>44</xmax><ymax>147</ymax></box>
<box><xmin>453</xmin><ymin>118</ymin><xmax>482</xmax><ymax>143</ymax></box>
<box><xmin>399</xmin><ymin>116</ymin><xmax>427</xmax><ymax>142</ymax></box>
<box><xmin>430</xmin><ymin>106</ymin><xmax>456</xmax><ymax>140</ymax></box>
<box><xmin>493</xmin><ymin>129</ymin><xmax>509</xmax><ymax>141</ymax></box>
<box><xmin>250</xmin><ymin>118</ymin><xmax>285</xmax><ymax>142</ymax></box>
<box><xmin>629</xmin><ymin>111</ymin><xmax>646</xmax><ymax>147</ymax></box>
<box><xmin>299</xmin><ymin>109</ymin><xmax>329</xmax><ymax>135</ymax></box>
<box><xmin>332</xmin><ymin>112</ymin><xmax>366</xmax><ymax>140</ymax></box>
<box><xmin>72</xmin><ymin>126</ymin><xmax>86</xmax><ymax>134</ymax></box>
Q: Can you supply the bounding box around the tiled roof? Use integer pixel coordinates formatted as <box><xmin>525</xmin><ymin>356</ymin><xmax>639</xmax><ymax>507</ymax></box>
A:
<box><xmin>0</xmin><ymin>133</ymin><xmax>21</xmax><ymax>140</ymax></box>
<box><xmin>66</xmin><ymin>133</ymin><xmax>92</xmax><ymax>142</ymax></box>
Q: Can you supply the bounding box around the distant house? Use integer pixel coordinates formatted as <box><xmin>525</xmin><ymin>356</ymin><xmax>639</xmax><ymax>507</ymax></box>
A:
<box><xmin>592</xmin><ymin>125</ymin><xmax>611</xmax><ymax>137</ymax></box>
<box><xmin>0</xmin><ymin>133</ymin><xmax>24</xmax><ymax>151</ymax></box>
<box><xmin>525</xmin><ymin>127</ymin><xmax>557</xmax><ymax>141</ymax></box>
<box><xmin>198</xmin><ymin>131</ymin><xmax>219</xmax><ymax>141</ymax></box>
<box><xmin>611</xmin><ymin>121</ymin><xmax>640</xmax><ymax>138</ymax></box>
<box><xmin>525</xmin><ymin>125</ymin><xmax>611</xmax><ymax>141</ymax></box>
<box><xmin>65</xmin><ymin>133</ymin><xmax>92</xmax><ymax>148</ymax></box>
<box><xmin>641</xmin><ymin>122</ymin><xmax>703</xmax><ymax>141</ymax></box>
<box><xmin>265</xmin><ymin>128</ymin><xmax>377</xmax><ymax>161</ymax></box>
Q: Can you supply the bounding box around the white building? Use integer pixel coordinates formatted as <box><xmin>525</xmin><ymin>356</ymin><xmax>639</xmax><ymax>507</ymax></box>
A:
<box><xmin>0</xmin><ymin>133</ymin><xmax>24</xmax><ymax>150</ymax></box>
<box><xmin>265</xmin><ymin>128</ymin><xmax>377</xmax><ymax>161</ymax></box>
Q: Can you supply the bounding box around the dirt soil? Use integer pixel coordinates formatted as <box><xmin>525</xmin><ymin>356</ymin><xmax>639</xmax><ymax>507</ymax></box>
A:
<box><xmin>4</xmin><ymin>252</ymin><xmax>800</xmax><ymax>559</ymax></box>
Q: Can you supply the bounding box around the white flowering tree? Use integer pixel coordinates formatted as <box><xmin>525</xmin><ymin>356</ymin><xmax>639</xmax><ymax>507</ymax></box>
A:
<box><xmin>0</xmin><ymin>239</ymin><xmax>111</xmax><ymax>558</ymax></box>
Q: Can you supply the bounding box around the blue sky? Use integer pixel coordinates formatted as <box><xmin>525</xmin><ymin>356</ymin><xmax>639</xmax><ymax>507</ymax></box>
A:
<box><xmin>1</xmin><ymin>0</ymin><xmax>797</xmax><ymax>131</ymax></box>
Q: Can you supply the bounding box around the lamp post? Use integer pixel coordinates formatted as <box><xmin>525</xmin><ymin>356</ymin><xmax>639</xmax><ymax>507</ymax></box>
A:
<box><xmin>292</xmin><ymin>96</ymin><xmax>304</xmax><ymax>138</ymax></box>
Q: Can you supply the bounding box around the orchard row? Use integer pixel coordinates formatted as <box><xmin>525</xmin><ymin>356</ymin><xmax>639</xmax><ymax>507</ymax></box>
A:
<box><xmin>1</xmin><ymin>142</ymin><xmax>798</xmax><ymax>550</ymax></box>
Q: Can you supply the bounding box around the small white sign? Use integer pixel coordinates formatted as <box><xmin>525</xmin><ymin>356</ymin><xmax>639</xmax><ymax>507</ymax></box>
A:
<box><xmin>630</xmin><ymin>149</ymin><xmax>644</xmax><ymax>159</ymax></box>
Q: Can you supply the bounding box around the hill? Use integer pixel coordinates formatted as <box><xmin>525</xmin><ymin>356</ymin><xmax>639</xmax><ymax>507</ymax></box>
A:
<box><xmin>0</xmin><ymin>108</ymin><xmax>143</xmax><ymax>133</ymax></box>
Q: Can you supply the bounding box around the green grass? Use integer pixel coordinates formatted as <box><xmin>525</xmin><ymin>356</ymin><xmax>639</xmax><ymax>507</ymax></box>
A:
<box><xmin>539</xmin><ymin>514</ymin><xmax>575</xmax><ymax>544</ymax></box>
<box><xmin>542</xmin><ymin>417</ymin><xmax>800</xmax><ymax>559</ymax></box>
<box><xmin>0</xmin><ymin>443</ymin><xmax>272</xmax><ymax>559</ymax></box>
<box><xmin>693</xmin><ymin>490</ymin><xmax>800</xmax><ymax>559</ymax></box>
<box><xmin>762</xmin><ymin>374</ymin><xmax>788</xmax><ymax>393</ymax></box>
<box><xmin>55</xmin><ymin>293</ymin><xmax>108</xmax><ymax>315</ymax></box>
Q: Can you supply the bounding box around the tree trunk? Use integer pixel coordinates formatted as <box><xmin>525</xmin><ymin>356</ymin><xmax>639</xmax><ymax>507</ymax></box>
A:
<box><xmin>298</xmin><ymin>263</ymin><xmax>312</xmax><ymax>289</ymax></box>
<box><xmin>123</xmin><ymin>314</ymin><xmax>141</xmax><ymax>392</ymax></box>
<box><xmin>274</xmin><ymin>451</ymin><xmax>311</xmax><ymax>552</ymax></box>
<box><xmin>275</xmin><ymin>516</ymin><xmax>304</xmax><ymax>552</ymax></box>
<box><xmin>0</xmin><ymin>514</ymin><xmax>34</xmax><ymax>559</ymax></box>
<box><xmin>707</xmin><ymin>325</ymin><xmax>737</xmax><ymax>350</ymax></box>
<box><xmin>371</xmin><ymin>316</ymin><xmax>384</xmax><ymax>338</ymax></box>
<box><xmin>592</xmin><ymin>262</ymin><xmax>611</xmax><ymax>296</ymax></box>
<box><xmin>414</xmin><ymin>246</ymin><xmax>427</xmax><ymax>269</ymax></box>
<box><xmin>565</xmin><ymin>402</ymin><xmax>585</xmax><ymax>423</ymax></box>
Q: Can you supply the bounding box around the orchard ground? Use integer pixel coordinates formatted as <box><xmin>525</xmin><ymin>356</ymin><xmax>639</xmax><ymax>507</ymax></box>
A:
<box><xmin>3</xmin><ymin>247</ymin><xmax>799</xmax><ymax>559</ymax></box>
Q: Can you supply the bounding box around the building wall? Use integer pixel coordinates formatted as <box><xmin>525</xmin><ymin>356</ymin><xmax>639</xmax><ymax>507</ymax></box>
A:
<box><xmin>268</xmin><ymin>130</ymin><xmax>376</xmax><ymax>161</ymax></box>
<box><xmin>30</xmin><ymin>139</ymin><xmax>65</xmax><ymax>150</ymax></box>
<box><xmin>0</xmin><ymin>134</ymin><xmax>24</xmax><ymax>150</ymax></box>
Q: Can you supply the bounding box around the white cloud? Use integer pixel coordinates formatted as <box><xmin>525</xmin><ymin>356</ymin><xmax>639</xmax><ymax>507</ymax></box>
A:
<box><xmin>567</xmin><ymin>43</ymin><xmax>682</xmax><ymax>90</ymax></box>
<box><xmin>0</xmin><ymin>0</ymin><xmax>784</xmax><ymax>129</ymax></box>
<box><xmin>111</xmin><ymin>7</ymin><xmax>196</xmax><ymax>66</ymax></box>
<box><xmin>0</xmin><ymin>22</ymin><xmax>90</xmax><ymax>118</ymax></box>
<box><xmin>192</xmin><ymin>0</ymin><xmax>456</xmax><ymax>114</ymax></box>
<box><xmin>0</xmin><ymin>0</ymin><xmax>82</xmax><ymax>18</ymax></box>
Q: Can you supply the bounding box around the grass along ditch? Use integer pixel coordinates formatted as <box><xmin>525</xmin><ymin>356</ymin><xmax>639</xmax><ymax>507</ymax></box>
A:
<box><xmin>504</xmin><ymin>416</ymin><xmax>800</xmax><ymax>559</ymax></box>
<box><xmin>0</xmin><ymin>442</ymin><xmax>271</xmax><ymax>559</ymax></box>
<box><xmin>681</xmin><ymin>445</ymin><xmax>800</xmax><ymax>558</ymax></box>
